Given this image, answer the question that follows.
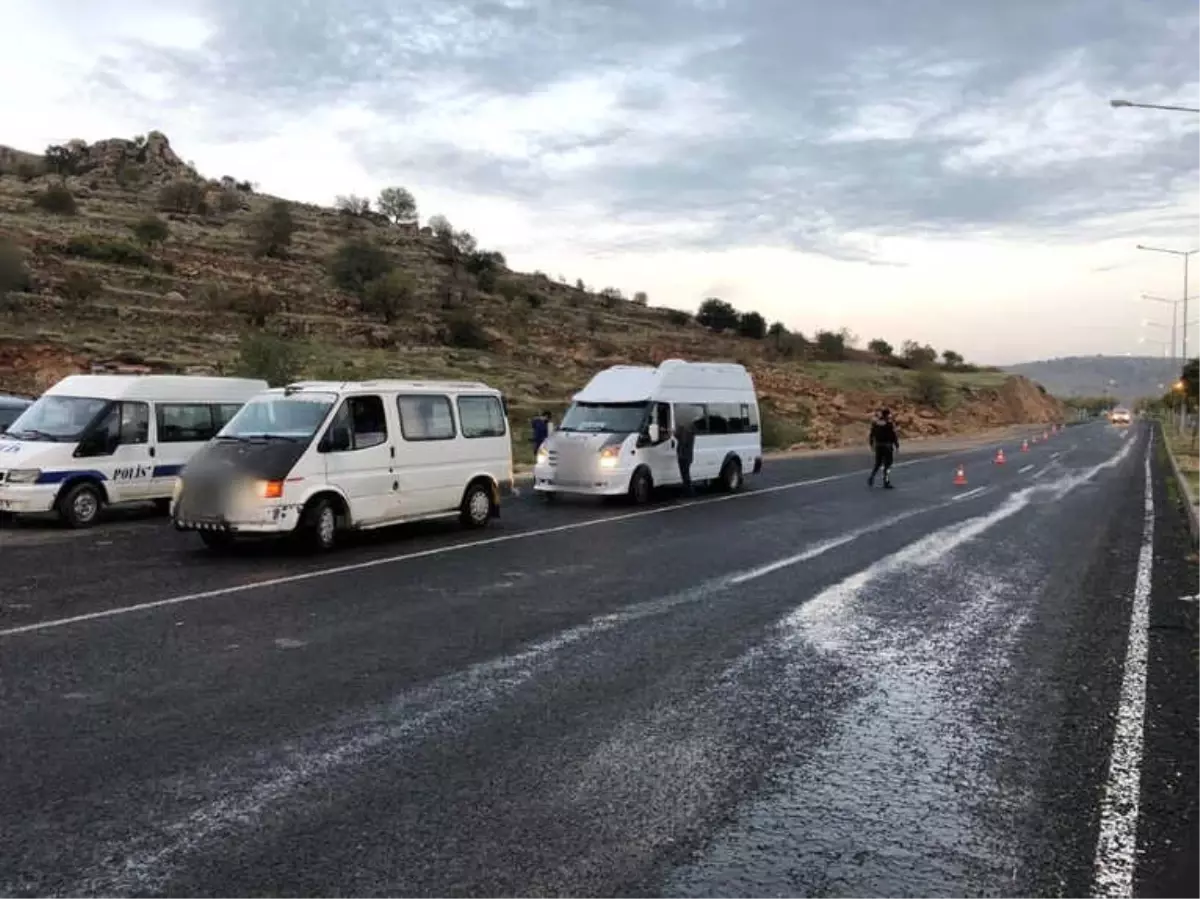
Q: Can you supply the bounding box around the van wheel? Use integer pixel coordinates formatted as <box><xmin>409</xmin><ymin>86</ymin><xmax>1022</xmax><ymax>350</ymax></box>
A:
<box><xmin>199</xmin><ymin>530</ymin><xmax>234</xmax><ymax>552</ymax></box>
<box><xmin>628</xmin><ymin>468</ymin><xmax>653</xmax><ymax>505</ymax></box>
<box><xmin>719</xmin><ymin>458</ymin><xmax>744</xmax><ymax>493</ymax></box>
<box><xmin>461</xmin><ymin>482</ymin><xmax>493</xmax><ymax>528</ymax></box>
<box><xmin>301</xmin><ymin>497</ymin><xmax>339</xmax><ymax>552</ymax></box>
<box><xmin>57</xmin><ymin>482</ymin><xmax>104</xmax><ymax>528</ymax></box>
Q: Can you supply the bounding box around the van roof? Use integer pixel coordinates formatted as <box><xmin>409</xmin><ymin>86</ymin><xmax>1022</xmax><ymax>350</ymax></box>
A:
<box><xmin>275</xmin><ymin>379</ymin><xmax>499</xmax><ymax>395</ymax></box>
<box><xmin>44</xmin><ymin>374</ymin><xmax>270</xmax><ymax>402</ymax></box>
<box><xmin>574</xmin><ymin>359</ymin><xmax>754</xmax><ymax>403</ymax></box>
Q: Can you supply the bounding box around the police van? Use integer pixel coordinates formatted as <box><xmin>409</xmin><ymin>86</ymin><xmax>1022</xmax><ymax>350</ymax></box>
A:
<box><xmin>171</xmin><ymin>379</ymin><xmax>515</xmax><ymax>552</ymax></box>
<box><xmin>533</xmin><ymin>359</ymin><xmax>763</xmax><ymax>503</ymax></box>
<box><xmin>0</xmin><ymin>374</ymin><xmax>268</xmax><ymax>527</ymax></box>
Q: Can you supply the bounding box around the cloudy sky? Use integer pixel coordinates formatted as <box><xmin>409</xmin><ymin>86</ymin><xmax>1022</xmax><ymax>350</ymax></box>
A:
<box><xmin>3</xmin><ymin>0</ymin><xmax>1197</xmax><ymax>364</ymax></box>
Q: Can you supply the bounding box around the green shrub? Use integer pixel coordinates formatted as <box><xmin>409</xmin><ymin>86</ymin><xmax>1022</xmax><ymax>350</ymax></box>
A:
<box><xmin>130</xmin><ymin>216</ymin><xmax>169</xmax><ymax>247</ymax></box>
<box><xmin>248</xmin><ymin>200</ymin><xmax>295</xmax><ymax>258</ymax></box>
<box><xmin>362</xmin><ymin>270</ymin><xmax>415</xmax><ymax>324</ymax></box>
<box><xmin>156</xmin><ymin>179</ymin><xmax>208</xmax><ymax>214</ymax></box>
<box><xmin>235</xmin><ymin>332</ymin><xmax>301</xmax><ymax>386</ymax></box>
<box><xmin>442</xmin><ymin>311</ymin><xmax>490</xmax><ymax>349</ymax></box>
<box><xmin>759</xmin><ymin>405</ymin><xmax>808</xmax><ymax>450</ymax></box>
<box><xmin>231</xmin><ymin>286</ymin><xmax>283</xmax><ymax>327</ymax></box>
<box><xmin>33</xmin><ymin>183</ymin><xmax>77</xmax><ymax>215</ymax></box>
<box><xmin>912</xmin><ymin>366</ymin><xmax>949</xmax><ymax>409</ymax></box>
<box><xmin>64</xmin><ymin>235</ymin><xmax>155</xmax><ymax>268</ymax></box>
<box><xmin>329</xmin><ymin>238</ymin><xmax>393</xmax><ymax>296</ymax></box>
<box><xmin>0</xmin><ymin>239</ymin><xmax>31</xmax><ymax>296</ymax></box>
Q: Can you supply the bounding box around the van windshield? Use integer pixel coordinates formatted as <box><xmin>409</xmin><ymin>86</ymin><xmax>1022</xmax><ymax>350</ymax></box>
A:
<box><xmin>218</xmin><ymin>393</ymin><xmax>335</xmax><ymax>441</ymax></box>
<box><xmin>2</xmin><ymin>395</ymin><xmax>111</xmax><ymax>441</ymax></box>
<box><xmin>558</xmin><ymin>401</ymin><xmax>647</xmax><ymax>434</ymax></box>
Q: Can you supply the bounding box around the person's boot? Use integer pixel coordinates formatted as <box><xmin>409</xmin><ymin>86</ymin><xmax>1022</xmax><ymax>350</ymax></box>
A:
<box><xmin>883</xmin><ymin>474</ymin><xmax>894</xmax><ymax>489</ymax></box>
<box><xmin>867</xmin><ymin>474</ymin><xmax>874</xmax><ymax>487</ymax></box>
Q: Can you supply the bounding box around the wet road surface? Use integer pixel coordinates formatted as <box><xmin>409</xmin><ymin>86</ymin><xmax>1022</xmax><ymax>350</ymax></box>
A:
<box><xmin>1</xmin><ymin>422</ymin><xmax>1195</xmax><ymax>897</ymax></box>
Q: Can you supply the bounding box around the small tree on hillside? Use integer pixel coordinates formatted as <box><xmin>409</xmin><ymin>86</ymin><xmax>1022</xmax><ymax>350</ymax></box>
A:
<box><xmin>451</xmin><ymin>230</ymin><xmax>478</xmax><ymax>257</ymax></box>
<box><xmin>377</xmin><ymin>186</ymin><xmax>418</xmax><ymax>225</ymax></box>
<box><xmin>235</xmin><ymin>332</ymin><xmax>300</xmax><ymax>386</ymax></box>
<box><xmin>362</xmin><ymin>270</ymin><xmax>415</xmax><ymax>324</ymax></box>
<box><xmin>248</xmin><ymin>200</ymin><xmax>296</xmax><ymax>259</ymax></box>
<box><xmin>329</xmin><ymin>238</ymin><xmax>393</xmax><ymax>297</ymax></box>
<box><xmin>913</xmin><ymin>366</ymin><xmax>949</xmax><ymax>409</ymax></box>
<box><xmin>868</xmin><ymin>338</ymin><xmax>894</xmax><ymax>358</ymax></box>
<box><xmin>737</xmin><ymin>310</ymin><xmax>767</xmax><ymax>340</ymax></box>
<box><xmin>901</xmin><ymin>339</ymin><xmax>938</xmax><ymax>367</ymax></box>
<box><xmin>767</xmin><ymin>321</ymin><xmax>788</xmax><ymax>348</ymax></box>
<box><xmin>0</xmin><ymin>239</ymin><xmax>32</xmax><ymax>297</ymax></box>
<box><xmin>941</xmin><ymin>349</ymin><xmax>965</xmax><ymax>370</ymax></box>
<box><xmin>43</xmin><ymin>144</ymin><xmax>78</xmax><ymax>176</ymax></box>
<box><xmin>33</xmin><ymin>183</ymin><xmax>77</xmax><ymax>215</ymax></box>
<box><xmin>814</xmin><ymin>329</ymin><xmax>847</xmax><ymax>360</ymax></box>
<box><xmin>428</xmin><ymin>214</ymin><xmax>453</xmax><ymax>242</ymax></box>
<box><xmin>335</xmin><ymin>194</ymin><xmax>372</xmax><ymax>216</ymax></box>
<box><xmin>632</xmin><ymin>290</ymin><xmax>648</xmax><ymax>306</ymax></box>
<box><xmin>696</xmin><ymin>297</ymin><xmax>739</xmax><ymax>332</ymax></box>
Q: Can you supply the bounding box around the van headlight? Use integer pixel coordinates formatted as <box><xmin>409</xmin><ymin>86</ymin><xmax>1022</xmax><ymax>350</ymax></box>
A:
<box><xmin>172</xmin><ymin>477</ymin><xmax>184</xmax><ymax>501</ymax></box>
<box><xmin>598</xmin><ymin>445</ymin><xmax>620</xmax><ymax>469</ymax></box>
<box><xmin>536</xmin><ymin>446</ymin><xmax>550</xmax><ymax>465</ymax></box>
<box><xmin>5</xmin><ymin>469</ymin><xmax>41</xmax><ymax>484</ymax></box>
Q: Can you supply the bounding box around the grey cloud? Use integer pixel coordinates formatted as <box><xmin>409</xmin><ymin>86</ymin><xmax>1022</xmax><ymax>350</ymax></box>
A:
<box><xmin>96</xmin><ymin>0</ymin><xmax>1199</xmax><ymax>258</ymax></box>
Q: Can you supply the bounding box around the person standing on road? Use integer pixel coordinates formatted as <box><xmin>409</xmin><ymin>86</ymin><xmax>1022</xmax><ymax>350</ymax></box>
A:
<box><xmin>532</xmin><ymin>410</ymin><xmax>553</xmax><ymax>456</ymax></box>
<box><xmin>674</xmin><ymin>414</ymin><xmax>696</xmax><ymax>496</ymax></box>
<box><xmin>868</xmin><ymin>407</ymin><xmax>899</xmax><ymax>489</ymax></box>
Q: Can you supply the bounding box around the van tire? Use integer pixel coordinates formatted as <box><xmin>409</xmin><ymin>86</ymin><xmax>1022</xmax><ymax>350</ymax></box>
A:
<box><xmin>460</xmin><ymin>481</ymin><xmax>493</xmax><ymax>529</ymax></box>
<box><xmin>628</xmin><ymin>467</ymin><xmax>653</xmax><ymax>505</ymax></box>
<box><xmin>153</xmin><ymin>498</ymin><xmax>171</xmax><ymax>515</ymax></box>
<box><xmin>300</xmin><ymin>496</ymin><xmax>340</xmax><ymax>552</ymax></box>
<box><xmin>719</xmin><ymin>457</ymin><xmax>744</xmax><ymax>493</ymax></box>
<box><xmin>57</xmin><ymin>481</ymin><xmax>104</xmax><ymax>529</ymax></box>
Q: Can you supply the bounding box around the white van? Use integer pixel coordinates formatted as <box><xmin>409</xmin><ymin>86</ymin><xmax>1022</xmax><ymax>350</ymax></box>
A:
<box><xmin>170</xmin><ymin>379</ymin><xmax>515</xmax><ymax>552</ymax></box>
<box><xmin>0</xmin><ymin>374</ymin><xmax>268</xmax><ymax>527</ymax></box>
<box><xmin>533</xmin><ymin>359</ymin><xmax>763</xmax><ymax>503</ymax></box>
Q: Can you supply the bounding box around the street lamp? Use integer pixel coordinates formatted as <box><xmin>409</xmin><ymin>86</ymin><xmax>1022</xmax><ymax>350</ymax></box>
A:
<box><xmin>1139</xmin><ymin>293</ymin><xmax>1198</xmax><ymax>367</ymax></box>
<box><xmin>1137</xmin><ymin>246</ymin><xmax>1197</xmax><ymax>358</ymax></box>
<box><xmin>1110</xmin><ymin>98</ymin><xmax>1200</xmax><ymax>113</ymax></box>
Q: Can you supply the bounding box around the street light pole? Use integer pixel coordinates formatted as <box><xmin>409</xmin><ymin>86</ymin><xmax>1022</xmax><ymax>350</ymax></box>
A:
<box><xmin>1110</xmin><ymin>98</ymin><xmax>1200</xmax><ymax>113</ymax></box>
<box><xmin>1138</xmin><ymin>247</ymin><xmax>1199</xmax><ymax>431</ymax></box>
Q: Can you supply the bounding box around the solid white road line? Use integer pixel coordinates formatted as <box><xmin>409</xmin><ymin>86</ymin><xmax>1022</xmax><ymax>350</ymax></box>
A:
<box><xmin>1091</xmin><ymin>431</ymin><xmax>1155</xmax><ymax>898</ymax></box>
<box><xmin>1018</xmin><ymin>464</ymin><xmax>1034</xmax><ymax>474</ymax></box>
<box><xmin>0</xmin><ymin>447</ymin><xmax>984</xmax><ymax>640</ymax></box>
<box><xmin>950</xmin><ymin>486</ymin><xmax>988</xmax><ymax>502</ymax></box>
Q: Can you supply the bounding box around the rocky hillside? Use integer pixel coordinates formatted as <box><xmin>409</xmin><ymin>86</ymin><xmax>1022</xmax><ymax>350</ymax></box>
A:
<box><xmin>0</xmin><ymin>131</ymin><xmax>1063</xmax><ymax>458</ymax></box>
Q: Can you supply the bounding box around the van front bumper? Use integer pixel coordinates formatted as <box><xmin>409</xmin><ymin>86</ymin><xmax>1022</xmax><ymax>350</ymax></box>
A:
<box><xmin>173</xmin><ymin>502</ymin><xmax>302</xmax><ymax>535</ymax></box>
<box><xmin>532</xmin><ymin>466</ymin><xmax>630</xmax><ymax>496</ymax></box>
<box><xmin>0</xmin><ymin>485</ymin><xmax>57</xmax><ymax>514</ymax></box>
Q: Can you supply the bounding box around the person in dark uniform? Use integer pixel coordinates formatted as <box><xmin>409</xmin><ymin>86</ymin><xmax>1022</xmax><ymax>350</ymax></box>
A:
<box><xmin>674</xmin><ymin>415</ymin><xmax>696</xmax><ymax>495</ymax></box>
<box><xmin>868</xmin><ymin>407</ymin><xmax>899</xmax><ymax>488</ymax></box>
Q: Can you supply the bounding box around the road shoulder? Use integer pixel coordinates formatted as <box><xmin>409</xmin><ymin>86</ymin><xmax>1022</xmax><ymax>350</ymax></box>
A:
<box><xmin>1133</xmin><ymin>444</ymin><xmax>1199</xmax><ymax>898</ymax></box>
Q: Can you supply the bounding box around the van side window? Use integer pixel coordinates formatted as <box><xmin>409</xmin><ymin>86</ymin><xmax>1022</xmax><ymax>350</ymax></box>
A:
<box><xmin>397</xmin><ymin>395</ymin><xmax>456</xmax><ymax>441</ymax></box>
<box><xmin>120</xmin><ymin>402</ymin><xmax>150</xmax><ymax>444</ymax></box>
<box><xmin>673</xmin><ymin>403</ymin><xmax>707</xmax><ymax>435</ymax></box>
<box><xmin>457</xmin><ymin>395</ymin><xmax>507</xmax><ymax>438</ymax></box>
<box><xmin>324</xmin><ymin>396</ymin><xmax>388</xmax><ymax>452</ymax></box>
<box><xmin>157</xmin><ymin>403</ymin><xmax>216</xmax><ymax>442</ymax></box>
<box><xmin>706</xmin><ymin>403</ymin><xmax>747</xmax><ymax>434</ymax></box>
<box><xmin>349</xmin><ymin>396</ymin><xmax>388</xmax><ymax>449</ymax></box>
<box><xmin>744</xmin><ymin>403</ymin><xmax>759</xmax><ymax>433</ymax></box>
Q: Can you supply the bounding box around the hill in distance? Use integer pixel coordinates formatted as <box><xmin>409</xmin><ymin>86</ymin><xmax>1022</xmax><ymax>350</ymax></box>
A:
<box><xmin>1003</xmin><ymin>355</ymin><xmax>1185</xmax><ymax>403</ymax></box>
<box><xmin>0</xmin><ymin>130</ymin><xmax>1063</xmax><ymax>460</ymax></box>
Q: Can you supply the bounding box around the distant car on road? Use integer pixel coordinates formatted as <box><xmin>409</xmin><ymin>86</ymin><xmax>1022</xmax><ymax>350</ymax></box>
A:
<box><xmin>1110</xmin><ymin>406</ymin><xmax>1132</xmax><ymax>425</ymax></box>
<box><xmin>0</xmin><ymin>394</ymin><xmax>32</xmax><ymax>433</ymax></box>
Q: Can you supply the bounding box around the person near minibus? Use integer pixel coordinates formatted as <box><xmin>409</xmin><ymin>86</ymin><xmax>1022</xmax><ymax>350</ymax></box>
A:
<box><xmin>867</xmin><ymin>407</ymin><xmax>899</xmax><ymax>488</ymax></box>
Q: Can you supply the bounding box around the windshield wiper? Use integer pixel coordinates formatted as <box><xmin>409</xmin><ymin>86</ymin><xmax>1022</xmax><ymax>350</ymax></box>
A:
<box><xmin>10</xmin><ymin>428</ymin><xmax>59</xmax><ymax>441</ymax></box>
<box><xmin>240</xmin><ymin>433</ymin><xmax>300</xmax><ymax>442</ymax></box>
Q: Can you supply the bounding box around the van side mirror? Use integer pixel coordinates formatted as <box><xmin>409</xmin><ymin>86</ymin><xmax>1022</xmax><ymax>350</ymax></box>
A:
<box><xmin>647</xmin><ymin>422</ymin><xmax>661</xmax><ymax>444</ymax></box>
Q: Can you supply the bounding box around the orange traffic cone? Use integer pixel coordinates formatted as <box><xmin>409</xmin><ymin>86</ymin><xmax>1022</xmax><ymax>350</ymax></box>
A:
<box><xmin>1043</xmin><ymin>430</ymin><xmax>1049</xmax><ymax>440</ymax></box>
<box><xmin>994</xmin><ymin>448</ymin><xmax>1006</xmax><ymax>465</ymax></box>
<box><xmin>1021</xmin><ymin>439</ymin><xmax>1030</xmax><ymax>452</ymax></box>
<box><xmin>954</xmin><ymin>464</ymin><xmax>968</xmax><ymax>486</ymax></box>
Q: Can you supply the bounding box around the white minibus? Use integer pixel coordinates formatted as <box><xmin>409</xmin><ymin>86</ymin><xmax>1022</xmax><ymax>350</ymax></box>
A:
<box><xmin>533</xmin><ymin>359</ymin><xmax>763</xmax><ymax>503</ymax></box>
<box><xmin>0</xmin><ymin>374</ymin><xmax>268</xmax><ymax>526</ymax></box>
<box><xmin>171</xmin><ymin>379</ymin><xmax>515</xmax><ymax>552</ymax></box>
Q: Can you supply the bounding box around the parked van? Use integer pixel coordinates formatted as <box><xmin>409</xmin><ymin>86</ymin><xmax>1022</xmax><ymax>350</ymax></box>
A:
<box><xmin>171</xmin><ymin>379</ymin><xmax>515</xmax><ymax>552</ymax></box>
<box><xmin>0</xmin><ymin>374</ymin><xmax>268</xmax><ymax>526</ymax></box>
<box><xmin>533</xmin><ymin>360</ymin><xmax>763</xmax><ymax>503</ymax></box>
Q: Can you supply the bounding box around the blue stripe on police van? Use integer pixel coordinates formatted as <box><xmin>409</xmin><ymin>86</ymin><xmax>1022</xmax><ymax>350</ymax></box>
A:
<box><xmin>34</xmin><ymin>469</ymin><xmax>110</xmax><ymax>485</ymax></box>
<box><xmin>152</xmin><ymin>464</ymin><xmax>184</xmax><ymax>477</ymax></box>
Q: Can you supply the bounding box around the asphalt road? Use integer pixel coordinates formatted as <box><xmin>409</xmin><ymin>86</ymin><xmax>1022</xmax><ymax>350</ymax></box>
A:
<box><xmin>0</xmin><ymin>422</ymin><xmax>1195</xmax><ymax>897</ymax></box>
